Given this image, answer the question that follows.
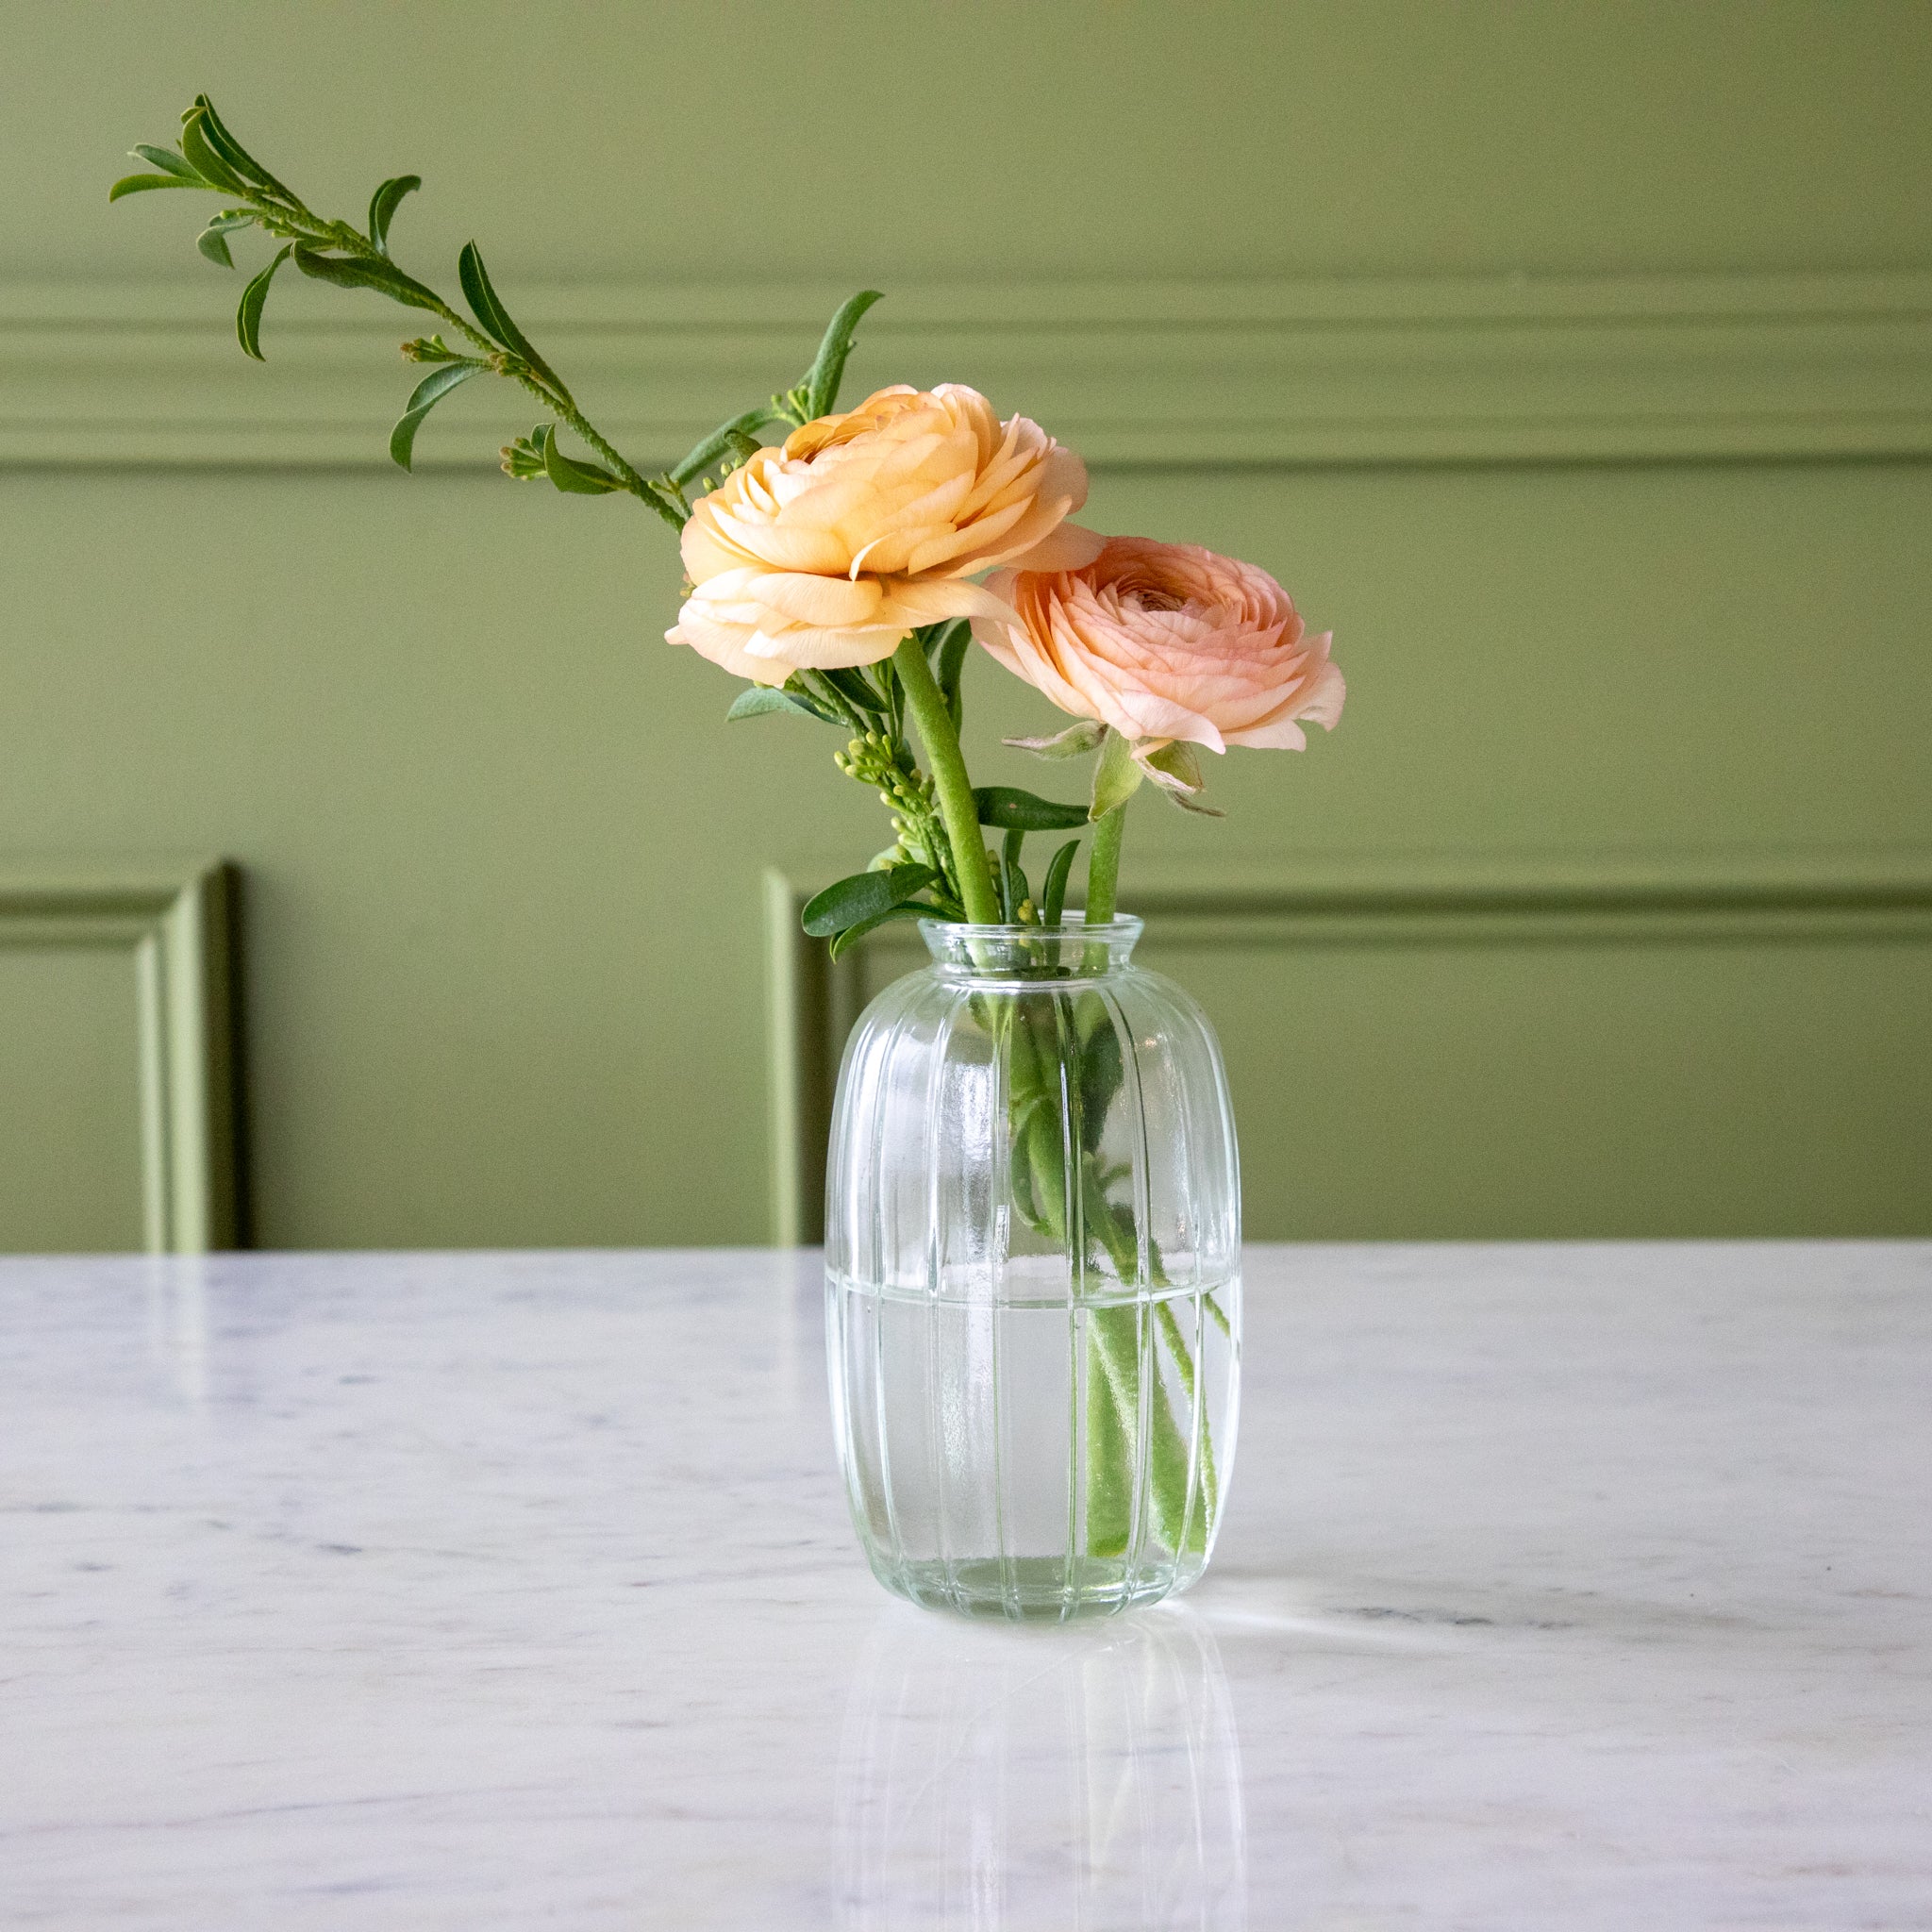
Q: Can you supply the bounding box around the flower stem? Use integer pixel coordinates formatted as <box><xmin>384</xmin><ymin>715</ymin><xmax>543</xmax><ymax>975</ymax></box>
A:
<box><xmin>1084</xmin><ymin>802</ymin><xmax>1126</xmax><ymax>923</ymax></box>
<box><xmin>894</xmin><ymin>635</ymin><xmax>1000</xmax><ymax>924</ymax></box>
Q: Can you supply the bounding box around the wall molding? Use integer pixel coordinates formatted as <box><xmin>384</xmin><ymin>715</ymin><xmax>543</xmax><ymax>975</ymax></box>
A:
<box><xmin>764</xmin><ymin>848</ymin><xmax>1932</xmax><ymax>1245</ymax></box>
<box><xmin>4</xmin><ymin>272</ymin><xmax>1929</xmax><ymax>470</ymax></box>
<box><xmin>0</xmin><ymin>859</ymin><xmax>241</xmax><ymax>1253</ymax></box>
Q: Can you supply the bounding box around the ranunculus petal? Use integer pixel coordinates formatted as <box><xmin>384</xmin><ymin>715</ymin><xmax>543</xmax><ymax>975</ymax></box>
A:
<box><xmin>666</xmin><ymin>608</ymin><xmax>777</xmax><ymax>682</ymax></box>
<box><xmin>881</xmin><ymin>576</ymin><xmax>1013</xmax><ymax>626</ymax></box>
<box><xmin>744</xmin><ymin>573</ymin><xmax>885</xmax><ymax>626</ymax></box>
<box><xmin>680</xmin><ymin>507</ymin><xmax>760</xmax><ymax>584</ymax></box>
<box><xmin>739</xmin><ymin>621</ymin><xmax>908</xmax><ymax>669</ymax></box>
<box><xmin>1002</xmin><ymin>521</ymin><xmax>1107</xmax><ymax>574</ymax></box>
<box><xmin>970</xmin><ymin>537</ymin><xmax>1342</xmax><ymax>768</ymax></box>
<box><xmin>670</xmin><ymin>385</ymin><xmax>1094</xmax><ymax>682</ymax></box>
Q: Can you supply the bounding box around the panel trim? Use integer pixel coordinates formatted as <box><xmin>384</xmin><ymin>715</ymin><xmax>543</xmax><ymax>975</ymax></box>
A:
<box><xmin>764</xmin><ymin>848</ymin><xmax>1932</xmax><ymax>1245</ymax></box>
<box><xmin>0</xmin><ymin>859</ymin><xmax>241</xmax><ymax>1253</ymax></box>
<box><xmin>4</xmin><ymin>272</ymin><xmax>1929</xmax><ymax>469</ymax></box>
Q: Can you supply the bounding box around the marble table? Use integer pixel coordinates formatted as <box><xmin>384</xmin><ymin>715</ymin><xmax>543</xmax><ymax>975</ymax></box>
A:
<box><xmin>4</xmin><ymin>1242</ymin><xmax>1929</xmax><ymax>1929</ymax></box>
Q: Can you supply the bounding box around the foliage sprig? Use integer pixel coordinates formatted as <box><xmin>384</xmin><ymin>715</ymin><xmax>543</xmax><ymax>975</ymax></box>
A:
<box><xmin>113</xmin><ymin>96</ymin><xmax>1059</xmax><ymax>948</ymax></box>
<box><xmin>112</xmin><ymin>96</ymin><xmax>880</xmax><ymax>543</ymax></box>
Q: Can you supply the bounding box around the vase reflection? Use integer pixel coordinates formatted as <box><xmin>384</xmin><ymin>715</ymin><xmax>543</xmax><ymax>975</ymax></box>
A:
<box><xmin>836</xmin><ymin>1601</ymin><xmax>1245</xmax><ymax>1928</ymax></box>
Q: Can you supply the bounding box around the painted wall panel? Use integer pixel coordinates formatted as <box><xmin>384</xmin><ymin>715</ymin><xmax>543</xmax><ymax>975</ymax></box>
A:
<box><xmin>1163</xmin><ymin>928</ymin><xmax>1932</xmax><ymax>1241</ymax></box>
<box><xmin>0</xmin><ymin>947</ymin><xmax>144</xmax><ymax>1252</ymax></box>
<box><xmin>5</xmin><ymin>448</ymin><xmax>1929</xmax><ymax>1245</ymax></box>
<box><xmin>0</xmin><ymin>2</ymin><xmax>1925</xmax><ymax>1246</ymax></box>
<box><xmin>777</xmin><ymin>864</ymin><xmax>1932</xmax><ymax>1243</ymax></box>
<box><xmin>0</xmin><ymin>866</ymin><xmax>238</xmax><ymax>1252</ymax></box>
<box><xmin>14</xmin><ymin>3</ymin><xmax>1932</xmax><ymax>283</ymax></box>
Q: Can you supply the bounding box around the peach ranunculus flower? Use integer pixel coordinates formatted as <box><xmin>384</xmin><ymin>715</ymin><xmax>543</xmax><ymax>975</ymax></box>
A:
<box><xmin>666</xmin><ymin>385</ymin><xmax>1105</xmax><ymax>681</ymax></box>
<box><xmin>974</xmin><ymin>536</ymin><xmax>1344</xmax><ymax>777</ymax></box>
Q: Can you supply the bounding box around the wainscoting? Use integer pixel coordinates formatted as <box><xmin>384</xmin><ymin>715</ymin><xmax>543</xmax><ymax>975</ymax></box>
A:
<box><xmin>766</xmin><ymin>853</ymin><xmax>1932</xmax><ymax>1243</ymax></box>
<box><xmin>5</xmin><ymin>273</ymin><xmax>1927</xmax><ymax>1245</ymax></box>
<box><xmin>5</xmin><ymin>273</ymin><xmax>1927</xmax><ymax>471</ymax></box>
<box><xmin>0</xmin><ymin>6</ymin><xmax>1925</xmax><ymax>1248</ymax></box>
<box><xmin>0</xmin><ymin>861</ymin><xmax>239</xmax><ymax>1253</ymax></box>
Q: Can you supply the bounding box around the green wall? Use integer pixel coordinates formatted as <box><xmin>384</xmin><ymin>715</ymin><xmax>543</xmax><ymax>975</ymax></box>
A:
<box><xmin>1</xmin><ymin>2</ymin><xmax>1927</xmax><ymax>1249</ymax></box>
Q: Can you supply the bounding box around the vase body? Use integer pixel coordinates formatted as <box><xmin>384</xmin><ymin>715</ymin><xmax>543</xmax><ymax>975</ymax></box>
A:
<box><xmin>825</xmin><ymin>917</ymin><xmax>1241</xmax><ymax>1620</ymax></box>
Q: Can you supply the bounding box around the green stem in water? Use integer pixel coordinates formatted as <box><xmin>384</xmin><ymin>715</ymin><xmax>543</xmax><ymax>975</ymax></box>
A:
<box><xmin>1085</xmin><ymin>802</ymin><xmax>1126</xmax><ymax>923</ymax></box>
<box><xmin>894</xmin><ymin>635</ymin><xmax>1001</xmax><ymax>924</ymax></box>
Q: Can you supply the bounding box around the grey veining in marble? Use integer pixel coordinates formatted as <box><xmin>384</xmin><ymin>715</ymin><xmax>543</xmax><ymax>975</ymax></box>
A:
<box><xmin>3</xmin><ymin>1241</ymin><xmax>1929</xmax><ymax>1928</ymax></box>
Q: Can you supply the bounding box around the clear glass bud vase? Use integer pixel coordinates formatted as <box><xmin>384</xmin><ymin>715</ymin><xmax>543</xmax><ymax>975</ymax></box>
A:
<box><xmin>825</xmin><ymin>916</ymin><xmax>1241</xmax><ymax>1620</ymax></box>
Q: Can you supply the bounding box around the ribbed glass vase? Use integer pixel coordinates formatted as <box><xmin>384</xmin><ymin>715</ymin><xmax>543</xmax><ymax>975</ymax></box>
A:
<box><xmin>824</xmin><ymin>916</ymin><xmax>1241</xmax><ymax>1620</ymax></box>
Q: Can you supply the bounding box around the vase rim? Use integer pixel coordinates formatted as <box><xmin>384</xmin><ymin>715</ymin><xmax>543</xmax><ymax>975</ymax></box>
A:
<box><xmin>918</xmin><ymin>914</ymin><xmax>1143</xmax><ymax>974</ymax></box>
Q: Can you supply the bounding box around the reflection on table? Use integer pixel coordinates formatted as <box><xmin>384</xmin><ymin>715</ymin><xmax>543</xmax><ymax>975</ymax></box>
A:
<box><xmin>837</xmin><ymin>1600</ymin><xmax>1245</xmax><ymax>1929</ymax></box>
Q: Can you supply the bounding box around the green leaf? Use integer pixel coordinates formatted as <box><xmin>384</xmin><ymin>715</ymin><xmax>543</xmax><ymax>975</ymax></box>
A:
<box><xmin>828</xmin><ymin>901</ymin><xmax>932</xmax><ymax>962</ymax></box>
<box><xmin>1077</xmin><ymin>1010</ymin><xmax>1125</xmax><ymax>1152</ymax></box>
<box><xmin>1139</xmin><ymin>740</ymin><xmax>1226</xmax><ymax>815</ymax></box>
<box><xmin>292</xmin><ymin>244</ymin><xmax>443</xmax><ymax>314</ymax></box>
<box><xmin>177</xmin><ymin>110</ymin><xmax>250</xmax><ymax>196</ymax></box>
<box><xmin>802</xmin><ymin>863</ymin><xmax>937</xmax><ymax>939</ymax></box>
<box><xmin>235</xmin><ymin>243</ymin><xmax>292</xmax><ymax>360</ymax></box>
<box><xmin>198</xmin><ymin>209</ymin><xmax>262</xmax><ymax>270</ymax></box>
<box><xmin>190</xmin><ymin>96</ymin><xmax>294</xmax><ymax>200</ymax></box>
<box><xmin>792</xmin><ymin>668</ymin><xmax>863</xmax><ymax>725</ymax></box>
<box><xmin>818</xmin><ymin>665</ymin><xmax>890</xmax><ymax>717</ymax></box>
<box><xmin>932</xmin><ymin>620</ymin><xmax>971</xmax><ymax>731</ymax></box>
<box><xmin>1004</xmin><ymin>718</ymin><xmax>1106</xmax><ymax>759</ymax></box>
<box><xmin>1141</xmin><ymin>740</ymin><xmax>1203</xmax><ymax>792</ymax></box>
<box><xmin>389</xmin><ymin>360</ymin><xmax>488</xmax><ymax>470</ymax></box>
<box><xmin>974</xmin><ymin>786</ymin><xmax>1090</xmax><ymax>831</ymax></box>
<box><xmin>671</xmin><ymin>408</ymin><xmax>775</xmax><ymax>487</ymax></box>
<box><xmin>724</xmin><ymin>684</ymin><xmax>837</xmax><ymax>724</ymax></box>
<box><xmin>803</xmin><ymin>289</ymin><xmax>884</xmax><ymax>420</ymax></box>
<box><xmin>1041</xmin><ymin>839</ymin><xmax>1079</xmax><ymax>925</ymax></box>
<box><xmin>1089</xmin><ymin>729</ymin><xmax>1143</xmax><ymax>821</ymax></box>
<box><xmin>1164</xmin><ymin>790</ymin><xmax>1226</xmax><ymax>818</ymax></box>
<box><xmin>1001</xmin><ymin>829</ymin><xmax>1031</xmax><ymax>923</ymax></box>
<box><xmin>458</xmin><ymin>242</ymin><xmax>562</xmax><ymax>391</ymax></box>
<box><xmin>784</xmin><ymin>676</ymin><xmax>845</xmax><ymax>723</ymax></box>
<box><xmin>537</xmin><ymin>424</ymin><xmax>622</xmax><ymax>495</ymax></box>
<box><xmin>109</xmin><ymin>172</ymin><xmax>212</xmax><ymax>201</ymax></box>
<box><xmin>367</xmin><ymin>175</ymin><xmax>421</xmax><ymax>256</ymax></box>
<box><xmin>725</xmin><ymin>686</ymin><xmax>793</xmax><ymax>722</ymax></box>
<box><xmin>201</xmin><ymin>209</ymin><xmax>258</xmax><ymax>248</ymax></box>
<box><xmin>131</xmin><ymin>145</ymin><xmax>203</xmax><ymax>181</ymax></box>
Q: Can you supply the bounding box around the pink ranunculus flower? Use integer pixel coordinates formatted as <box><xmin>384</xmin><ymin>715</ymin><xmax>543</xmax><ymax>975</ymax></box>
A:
<box><xmin>666</xmin><ymin>385</ymin><xmax>1104</xmax><ymax>681</ymax></box>
<box><xmin>974</xmin><ymin>536</ymin><xmax>1344</xmax><ymax>764</ymax></box>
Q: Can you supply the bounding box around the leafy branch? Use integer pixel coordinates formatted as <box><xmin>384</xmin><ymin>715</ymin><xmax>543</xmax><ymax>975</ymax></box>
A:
<box><xmin>111</xmin><ymin>96</ymin><xmax>882</xmax><ymax>534</ymax></box>
<box><xmin>112</xmin><ymin>96</ymin><xmax>680</xmax><ymax>521</ymax></box>
<box><xmin>113</xmin><ymin>95</ymin><xmax>974</xmax><ymax>947</ymax></box>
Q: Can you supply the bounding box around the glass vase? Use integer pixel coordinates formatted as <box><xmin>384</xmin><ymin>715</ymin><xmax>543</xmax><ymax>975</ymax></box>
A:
<box><xmin>824</xmin><ymin>916</ymin><xmax>1241</xmax><ymax>1620</ymax></box>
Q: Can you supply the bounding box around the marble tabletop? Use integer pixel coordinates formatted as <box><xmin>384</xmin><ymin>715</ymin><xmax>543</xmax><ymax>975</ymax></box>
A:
<box><xmin>3</xmin><ymin>1242</ymin><xmax>1929</xmax><ymax>1929</ymax></box>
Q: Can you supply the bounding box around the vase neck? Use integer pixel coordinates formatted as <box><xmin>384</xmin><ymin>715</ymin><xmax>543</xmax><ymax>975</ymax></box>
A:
<box><xmin>919</xmin><ymin>916</ymin><xmax>1142</xmax><ymax>979</ymax></box>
